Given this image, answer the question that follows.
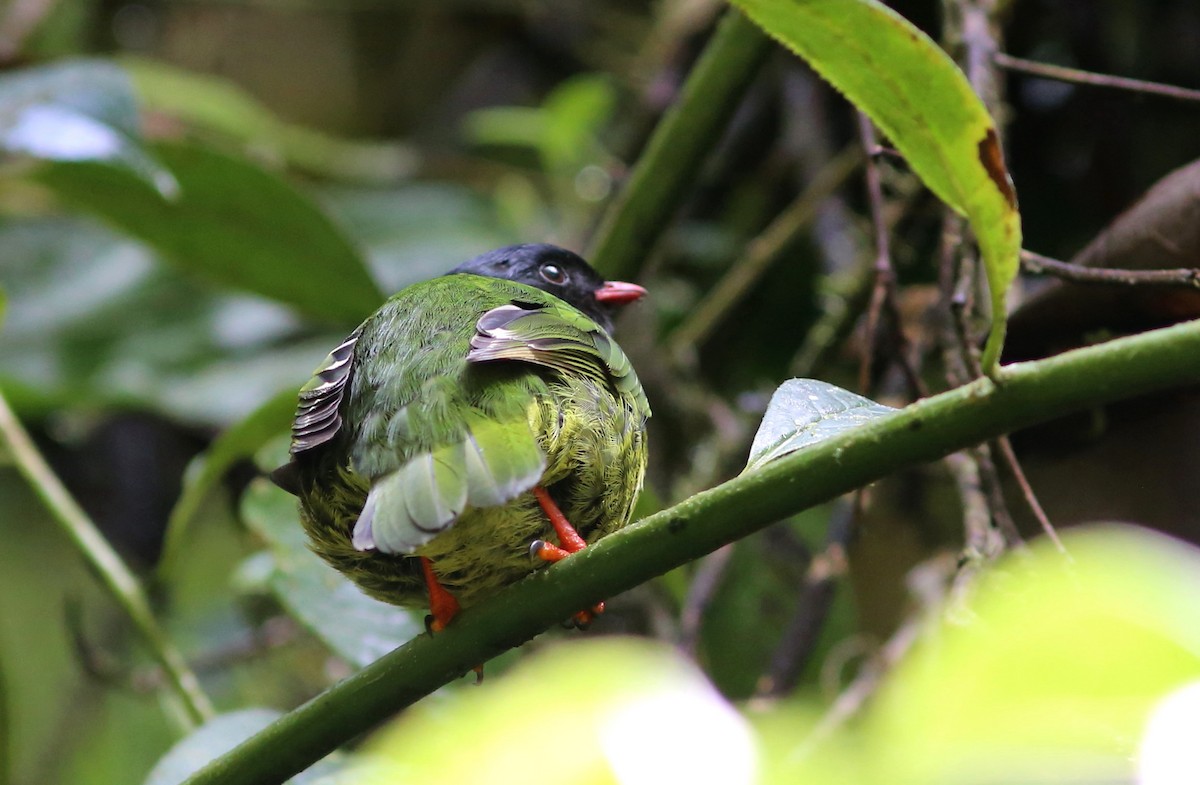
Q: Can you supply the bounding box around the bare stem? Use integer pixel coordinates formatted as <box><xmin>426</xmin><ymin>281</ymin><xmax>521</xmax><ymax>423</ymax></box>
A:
<box><xmin>995</xmin><ymin>52</ymin><xmax>1200</xmax><ymax>103</ymax></box>
<box><xmin>1021</xmin><ymin>249</ymin><xmax>1200</xmax><ymax>288</ymax></box>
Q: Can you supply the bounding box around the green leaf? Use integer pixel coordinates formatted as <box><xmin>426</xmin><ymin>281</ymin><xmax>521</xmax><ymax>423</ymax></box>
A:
<box><xmin>356</xmin><ymin>639</ymin><xmax>759</xmax><ymax>785</ymax></box>
<box><xmin>143</xmin><ymin>709</ymin><xmax>345</xmax><ymax>785</ymax></box>
<box><xmin>34</xmin><ymin>140</ymin><xmax>384</xmax><ymax>324</ymax></box>
<box><xmin>728</xmin><ymin>0</ymin><xmax>1022</xmax><ymax>371</ymax></box>
<box><xmin>0</xmin><ymin>59</ymin><xmax>177</xmax><ymax>197</ymax></box>
<box><xmin>744</xmin><ymin>379</ymin><xmax>895</xmax><ymax>472</ymax></box>
<box><xmin>122</xmin><ymin>57</ymin><xmax>418</xmax><ymax>184</ymax></box>
<box><xmin>159</xmin><ymin>387</ymin><xmax>298</xmax><ymax>576</ymax></box>
<box><xmin>862</xmin><ymin>525</ymin><xmax>1200</xmax><ymax>784</ymax></box>
<box><xmin>240</xmin><ymin>479</ymin><xmax>423</xmax><ymax>668</ymax></box>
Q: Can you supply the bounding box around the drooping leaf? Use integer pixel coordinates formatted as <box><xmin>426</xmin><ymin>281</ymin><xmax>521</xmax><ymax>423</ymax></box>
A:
<box><xmin>143</xmin><ymin>709</ymin><xmax>345</xmax><ymax>785</ymax></box>
<box><xmin>240</xmin><ymin>479</ymin><xmax>422</xmax><ymax>668</ymax></box>
<box><xmin>0</xmin><ymin>59</ymin><xmax>177</xmax><ymax>197</ymax></box>
<box><xmin>727</xmin><ymin>0</ymin><xmax>1022</xmax><ymax>371</ymax></box>
<box><xmin>34</xmin><ymin>140</ymin><xmax>385</xmax><ymax>324</ymax></box>
<box><xmin>744</xmin><ymin>379</ymin><xmax>895</xmax><ymax>472</ymax></box>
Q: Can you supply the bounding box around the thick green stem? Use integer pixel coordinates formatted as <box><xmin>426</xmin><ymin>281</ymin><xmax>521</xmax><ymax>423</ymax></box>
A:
<box><xmin>586</xmin><ymin>9</ymin><xmax>773</xmax><ymax>280</ymax></box>
<box><xmin>186</xmin><ymin>318</ymin><xmax>1200</xmax><ymax>785</ymax></box>
<box><xmin>0</xmin><ymin>390</ymin><xmax>215</xmax><ymax>728</ymax></box>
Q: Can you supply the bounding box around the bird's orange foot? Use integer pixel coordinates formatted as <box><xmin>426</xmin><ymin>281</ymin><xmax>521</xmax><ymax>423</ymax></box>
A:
<box><xmin>530</xmin><ymin>486</ymin><xmax>606</xmax><ymax>627</ymax></box>
<box><xmin>420</xmin><ymin>556</ymin><xmax>461</xmax><ymax>634</ymax></box>
<box><xmin>421</xmin><ymin>557</ymin><xmax>482</xmax><ymax>680</ymax></box>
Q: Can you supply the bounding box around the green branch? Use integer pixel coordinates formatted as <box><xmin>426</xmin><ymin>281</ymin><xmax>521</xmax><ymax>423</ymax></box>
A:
<box><xmin>586</xmin><ymin>10</ymin><xmax>773</xmax><ymax>280</ymax></box>
<box><xmin>186</xmin><ymin>317</ymin><xmax>1200</xmax><ymax>785</ymax></box>
<box><xmin>0</xmin><ymin>390</ymin><xmax>215</xmax><ymax>729</ymax></box>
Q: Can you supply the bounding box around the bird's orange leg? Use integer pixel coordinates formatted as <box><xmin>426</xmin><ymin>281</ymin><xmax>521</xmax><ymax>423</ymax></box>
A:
<box><xmin>420</xmin><ymin>556</ymin><xmax>461</xmax><ymax>633</ymax></box>
<box><xmin>420</xmin><ymin>558</ymin><xmax>484</xmax><ymax>682</ymax></box>
<box><xmin>530</xmin><ymin>486</ymin><xmax>605</xmax><ymax>626</ymax></box>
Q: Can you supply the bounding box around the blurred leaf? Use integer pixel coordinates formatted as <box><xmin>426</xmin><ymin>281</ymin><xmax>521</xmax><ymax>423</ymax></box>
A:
<box><xmin>463</xmin><ymin>74</ymin><xmax>614</xmax><ymax>175</ymax></box>
<box><xmin>744</xmin><ymin>379</ymin><xmax>895</xmax><ymax>472</ymax></box>
<box><xmin>143</xmin><ymin>709</ymin><xmax>344</xmax><ymax>785</ymax></box>
<box><xmin>34</xmin><ymin>140</ymin><xmax>384</xmax><ymax>324</ymax></box>
<box><xmin>0</xmin><ymin>59</ymin><xmax>177</xmax><ymax>197</ymax></box>
<box><xmin>159</xmin><ymin>387</ymin><xmax>298</xmax><ymax>575</ymax></box>
<box><xmin>540</xmin><ymin>74</ymin><xmax>616</xmax><ymax>174</ymax></box>
<box><xmin>354</xmin><ymin>639</ymin><xmax>758</xmax><ymax>785</ymax></box>
<box><xmin>730</xmin><ymin>0</ymin><xmax>1021</xmax><ymax>370</ymax></box>
<box><xmin>318</xmin><ymin>182</ymin><xmax>517</xmax><ymax>294</ymax></box>
<box><xmin>862</xmin><ymin>525</ymin><xmax>1200</xmax><ymax>784</ymax></box>
<box><xmin>240</xmin><ymin>479</ymin><xmax>422</xmax><ymax>668</ymax></box>
<box><xmin>122</xmin><ymin>57</ymin><xmax>418</xmax><ymax>184</ymax></box>
<box><xmin>0</xmin><ymin>217</ymin><xmax>336</xmax><ymax>424</ymax></box>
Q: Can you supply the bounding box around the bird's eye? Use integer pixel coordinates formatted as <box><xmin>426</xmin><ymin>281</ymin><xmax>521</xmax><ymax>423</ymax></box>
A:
<box><xmin>539</xmin><ymin>263</ymin><xmax>567</xmax><ymax>285</ymax></box>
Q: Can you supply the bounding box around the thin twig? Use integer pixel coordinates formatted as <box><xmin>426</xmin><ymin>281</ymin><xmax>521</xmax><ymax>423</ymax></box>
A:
<box><xmin>995</xmin><ymin>52</ymin><xmax>1200</xmax><ymax>103</ymax></box>
<box><xmin>1021</xmin><ymin>249</ymin><xmax>1200</xmax><ymax>288</ymax></box>
<box><xmin>992</xmin><ymin>435</ymin><xmax>1067</xmax><ymax>554</ymax></box>
<box><xmin>0</xmin><ymin>389</ymin><xmax>214</xmax><ymax>729</ymax></box>
<box><xmin>857</xmin><ymin>113</ymin><xmax>894</xmax><ymax>394</ymax></box>
<box><xmin>854</xmin><ymin>114</ymin><xmax>928</xmax><ymax>398</ymax></box>
<box><xmin>666</xmin><ymin>144</ymin><xmax>862</xmax><ymax>360</ymax></box>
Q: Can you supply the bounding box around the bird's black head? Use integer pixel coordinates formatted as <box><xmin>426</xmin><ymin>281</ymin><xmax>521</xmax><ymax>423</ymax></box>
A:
<box><xmin>449</xmin><ymin>243</ymin><xmax>645</xmax><ymax>333</ymax></box>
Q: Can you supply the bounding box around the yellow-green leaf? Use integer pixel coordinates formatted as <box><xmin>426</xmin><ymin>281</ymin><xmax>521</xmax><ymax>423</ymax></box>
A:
<box><xmin>728</xmin><ymin>0</ymin><xmax>1021</xmax><ymax>371</ymax></box>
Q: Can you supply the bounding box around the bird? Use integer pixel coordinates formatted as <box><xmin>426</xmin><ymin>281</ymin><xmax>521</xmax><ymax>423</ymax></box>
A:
<box><xmin>270</xmin><ymin>244</ymin><xmax>650</xmax><ymax>632</ymax></box>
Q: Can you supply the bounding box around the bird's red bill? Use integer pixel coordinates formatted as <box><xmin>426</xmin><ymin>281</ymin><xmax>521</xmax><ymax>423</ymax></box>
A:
<box><xmin>594</xmin><ymin>281</ymin><xmax>647</xmax><ymax>304</ymax></box>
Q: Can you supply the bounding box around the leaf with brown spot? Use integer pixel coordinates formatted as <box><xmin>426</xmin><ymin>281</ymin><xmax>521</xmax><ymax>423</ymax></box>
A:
<box><xmin>727</xmin><ymin>0</ymin><xmax>1023</xmax><ymax>372</ymax></box>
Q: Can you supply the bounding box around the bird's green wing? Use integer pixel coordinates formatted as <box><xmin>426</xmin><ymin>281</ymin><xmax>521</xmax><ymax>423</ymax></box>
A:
<box><xmin>466</xmin><ymin>303</ymin><xmax>649</xmax><ymax>415</ymax></box>
<box><xmin>352</xmin><ymin>408</ymin><xmax>545</xmax><ymax>552</ymax></box>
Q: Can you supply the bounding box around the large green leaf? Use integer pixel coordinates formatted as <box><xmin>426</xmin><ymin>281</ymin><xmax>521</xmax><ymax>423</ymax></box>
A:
<box><xmin>728</xmin><ymin>0</ymin><xmax>1022</xmax><ymax>371</ymax></box>
<box><xmin>744</xmin><ymin>379</ymin><xmax>895</xmax><ymax>472</ymax></box>
<box><xmin>0</xmin><ymin>217</ymin><xmax>342</xmax><ymax>424</ymax></box>
<box><xmin>35</xmin><ymin>141</ymin><xmax>385</xmax><ymax>324</ymax></box>
<box><xmin>0</xmin><ymin>59</ymin><xmax>177</xmax><ymax>196</ymax></box>
<box><xmin>240</xmin><ymin>478</ymin><xmax>423</xmax><ymax>668</ymax></box>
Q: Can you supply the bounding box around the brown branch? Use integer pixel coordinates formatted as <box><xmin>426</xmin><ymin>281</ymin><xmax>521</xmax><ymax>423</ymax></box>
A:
<box><xmin>995</xmin><ymin>52</ymin><xmax>1200</xmax><ymax>104</ymax></box>
<box><xmin>855</xmin><ymin>113</ymin><xmax>927</xmax><ymax>397</ymax></box>
<box><xmin>1021</xmin><ymin>249</ymin><xmax>1200</xmax><ymax>288</ymax></box>
<box><xmin>992</xmin><ymin>435</ymin><xmax>1067</xmax><ymax>554</ymax></box>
